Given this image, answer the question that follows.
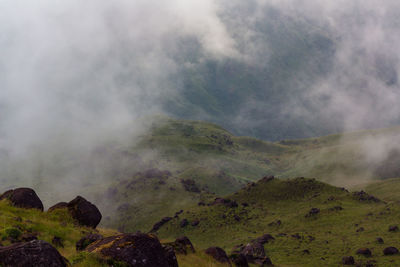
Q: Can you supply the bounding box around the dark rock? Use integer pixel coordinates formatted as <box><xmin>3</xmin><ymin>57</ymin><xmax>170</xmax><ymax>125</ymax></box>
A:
<box><xmin>180</xmin><ymin>179</ymin><xmax>200</xmax><ymax>193</ymax></box>
<box><xmin>151</xmin><ymin>217</ymin><xmax>173</xmax><ymax>232</ymax></box>
<box><xmin>180</xmin><ymin>219</ymin><xmax>189</xmax><ymax>228</ymax></box>
<box><xmin>205</xmin><ymin>247</ymin><xmax>230</xmax><ymax>264</ymax></box>
<box><xmin>302</xmin><ymin>249</ymin><xmax>310</xmax><ymax>254</ymax></box>
<box><xmin>0</xmin><ymin>240</ymin><xmax>67</xmax><ymax>266</ymax></box>
<box><xmin>234</xmin><ymin>215</ymin><xmax>241</xmax><ymax>221</ymax></box>
<box><xmin>352</xmin><ymin>191</ymin><xmax>380</xmax><ymax>202</ymax></box>
<box><xmin>388</xmin><ymin>225</ymin><xmax>399</xmax><ymax>232</ymax></box>
<box><xmin>198</xmin><ymin>202</ymin><xmax>205</xmax><ymax>206</ymax></box>
<box><xmin>356</xmin><ymin>227</ymin><xmax>365</xmax><ymax>232</ymax></box>
<box><xmin>305</xmin><ymin>208</ymin><xmax>320</xmax><ymax>217</ymax></box>
<box><xmin>164</xmin><ymin>236</ymin><xmax>195</xmax><ymax>255</ymax></box>
<box><xmin>52</xmin><ymin>236</ymin><xmax>64</xmax><ymax>248</ymax></box>
<box><xmin>76</xmin><ymin>233</ymin><xmax>103</xmax><ymax>251</ymax></box>
<box><xmin>230</xmin><ymin>253</ymin><xmax>248</xmax><ymax>267</ymax></box>
<box><xmin>67</xmin><ymin>196</ymin><xmax>102</xmax><ymax>228</ymax></box>
<box><xmin>86</xmin><ymin>233</ymin><xmax>178</xmax><ymax>267</ymax></box>
<box><xmin>254</xmin><ymin>257</ymin><xmax>273</xmax><ymax>266</ymax></box>
<box><xmin>0</xmin><ymin>188</ymin><xmax>43</xmax><ymax>211</ymax></box>
<box><xmin>241</xmin><ymin>242</ymin><xmax>265</xmax><ymax>260</ymax></box>
<box><xmin>291</xmin><ymin>233</ymin><xmax>302</xmax><ymax>240</ymax></box>
<box><xmin>191</xmin><ymin>220</ymin><xmax>200</xmax><ymax>226</ymax></box>
<box><xmin>48</xmin><ymin>202</ymin><xmax>68</xmax><ymax>212</ymax></box>
<box><xmin>342</xmin><ymin>256</ymin><xmax>355</xmax><ymax>265</ymax></box>
<box><xmin>212</xmin><ymin>198</ymin><xmax>238</xmax><ymax>208</ymax></box>
<box><xmin>329</xmin><ymin>206</ymin><xmax>343</xmax><ymax>211</ymax></box>
<box><xmin>356</xmin><ymin>248</ymin><xmax>372</xmax><ymax>257</ymax></box>
<box><xmin>268</xmin><ymin>220</ymin><xmax>282</xmax><ymax>226</ymax></box>
<box><xmin>255</xmin><ymin>234</ymin><xmax>275</xmax><ymax>245</ymax></box>
<box><xmin>383</xmin><ymin>247</ymin><xmax>399</xmax><ymax>255</ymax></box>
<box><xmin>376</xmin><ymin>237</ymin><xmax>384</xmax><ymax>244</ymax></box>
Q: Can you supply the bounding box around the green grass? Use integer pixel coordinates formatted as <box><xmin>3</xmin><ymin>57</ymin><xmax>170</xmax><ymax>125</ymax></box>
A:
<box><xmin>157</xmin><ymin>177</ymin><xmax>400</xmax><ymax>266</ymax></box>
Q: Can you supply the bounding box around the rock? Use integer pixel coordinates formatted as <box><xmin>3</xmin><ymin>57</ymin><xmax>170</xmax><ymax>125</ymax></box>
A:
<box><xmin>254</xmin><ymin>257</ymin><xmax>273</xmax><ymax>266</ymax></box>
<box><xmin>164</xmin><ymin>236</ymin><xmax>195</xmax><ymax>255</ymax></box>
<box><xmin>230</xmin><ymin>253</ymin><xmax>249</xmax><ymax>267</ymax></box>
<box><xmin>352</xmin><ymin>191</ymin><xmax>380</xmax><ymax>202</ymax></box>
<box><xmin>191</xmin><ymin>219</ymin><xmax>200</xmax><ymax>226</ymax></box>
<box><xmin>180</xmin><ymin>219</ymin><xmax>189</xmax><ymax>228</ymax></box>
<box><xmin>205</xmin><ymin>247</ymin><xmax>230</xmax><ymax>264</ymax></box>
<box><xmin>302</xmin><ymin>249</ymin><xmax>310</xmax><ymax>255</ymax></box>
<box><xmin>180</xmin><ymin>179</ymin><xmax>200</xmax><ymax>193</ymax></box>
<box><xmin>0</xmin><ymin>188</ymin><xmax>44</xmax><ymax>211</ymax></box>
<box><xmin>67</xmin><ymin>196</ymin><xmax>102</xmax><ymax>228</ymax></box>
<box><xmin>388</xmin><ymin>225</ymin><xmax>399</xmax><ymax>232</ymax></box>
<box><xmin>342</xmin><ymin>256</ymin><xmax>355</xmax><ymax>265</ymax></box>
<box><xmin>356</xmin><ymin>248</ymin><xmax>372</xmax><ymax>257</ymax></box>
<box><xmin>150</xmin><ymin>217</ymin><xmax>173</xmax><ymax>232</ymax></box>
<box><xmin>241</xmin><ymin>242</ymin><xmax>265</xmax><ymax>262</ymax></box>
<box><xmin>76</xmin><ymin>233</ymin><xmax>103</xmax><ymax>251</ymax></box>
<box><xmin>256</xmin><ymin>234</ymin><xmax>275</xmax><ymax>244</ymax></box>
<box><xmin>305</xmin><ymin>208</ymin><xmax>320</xmax><ymax>217</ymax></box>
<box><xmin>383</xmin><ymin>247</ymin><xmax>399</xmax><ymax>255</ymax></box>
<box><xmin>47</xmin><ymin>202</ymin><xmax>68</xmax><ymax>212</ymax></box>
<box><xmin>20</xmin><ymin>233</ymin><xmax>38</xmax><ymax>242</ymax></box>
<box><xmin>0</xmin><ymin>240</ymin><xmax>67</xmax><ymax>266</ymax></box>
<box><xmin>52</xmin><ymin>236</ymin><xmax>64</xmax><ymax>248</ymax></box>
<box><xmin>268</xmin><ymin>220</ymin><xmax>281</xmax><ymax>226</ymax></box>
<box><xmin>86</xmin><ymin>233</ymin><xmax>178</xmax><ymax>267</ymax></box>
<box><xmin>356</xmin><ymin>227</ymin><xmax>364</xmax><ymax>232</ymax></box>
<box><xmin>150</xmin><ymin>217</ymin><xmax>172</xmax><ymax>233</ymax></box>
<box><xmin>376</xmin><ymin>237</ymin><xmax>384</xmax><ymax>244</ymax></box>
<box><xmin>212</xmin><ymin>198</ymin><xmax>238</xmax><ymax>208</ymax></box>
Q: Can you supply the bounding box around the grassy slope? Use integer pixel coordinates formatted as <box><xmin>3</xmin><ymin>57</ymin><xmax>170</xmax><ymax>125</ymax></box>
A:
<box><xmin>96</xmin><ymin>118</ymin><xmax>400</xmax><ymax>232</ymax></box>
<box><xmin>158</xmin><ymin>177</ymin><xmax>400</xmax><ymax>266</ymax></box>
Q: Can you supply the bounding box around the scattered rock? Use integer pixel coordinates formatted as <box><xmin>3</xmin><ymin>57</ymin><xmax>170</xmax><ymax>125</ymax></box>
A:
<box><xmin>342</xmin><ymin>256</ymin><xmax>355</xmax><ymax>265</ymax></box>
<box><xmin>376</xmin><ymin>237</ymin><xmax>384</xmax><ymax>244</ymax></box>
<box><xmin>180</xmin><ymin>219</ymin><xmax>189</xmax><ymax>228</ymax></box>
<box><xmin>212</xmin><ymin>198</ymin><xmax>238</xmax><ymax>208</ymax></box>
<box><xmin>20</xmin><ymin>233</ymin><xmax>38</xmax><ymax>242</ymax></box>
<box><xmin>0</xmin><ymin>240</ymin><xmax>67</xmax><ymax>266</ymax></box>
<box><xmin>356</xmin><ymin>227</ymin><xmax>365</xmax><ymax>232</ymax></box>
<box><xmin>0</xmin><ymin>188</ymin><xmax>44</xmax><ymax>211</ymax></box>
<box><xmin>356</xmin><ymin>248</ymin><xmax>372</xmax><ymax>257</ymax></box>
<box><xmin>164</xmin><ymin>236</ymin><xmax>195</xmax><ymax>255</ymax></box>
<box><xmin>86</xmin><ymin>233</ymin><xmax>178</xmax><ymax>267</ymax></box>
<box><xmin>76</xmin><ymin>233</ymin><xmax>103</xmax><ymax>251</ymax></box>
<box><xmin>241</xmin><ymin>242</ymin><xmax>265</xmax><ymax>260</ymax></box>
<box><xmin>180</xmin><ymin>179</ymin><xmax>200</xmax><ymax>193</ymax></box>
<box><xmin>291</xmin><ymin>233</ymin><xmax>302</xmax><ymax>240</ymax></box>
<box><xmin>205</xmin><ymin>247</ymin><xmax>230</xmax><ymax>264</ymax></box>
<box><xmin>191</xmin><ymin>219</ymin><xmax>200</xmax><ymax>226</ymax></box>
<box><xmin>234</xmin><ymin>215</ymin><xmax>241</xmax><ymax>221</ymax></box>
<box><xmin>305</xmin><ymin>208</ymin><xmax>320</xmax><ymax>217</ymax></box>
<box><xmin>151</xmin><ymin>217</ymin><xmax>173</xmax><ymax>232</ymax></box>
<box><xmin>352</xmin><ymin>191</ymin><xmax>380</xmax><ymax>202</ymax></box>
<box><xmin>388</xmin><ymin>225</ymin><xmax>399</xmax><ymax>232</ymax></box>
<box><xmin>51</xmin><ymin>236</ymin><xmax>64</xmax><ymax>248</ymax></box>
<box><xmin>302</xmin><ymin>249</ymin><xmax>310</xmax><ymax>255</ymax></box>
<box><xmin>47</xmin><ymin>202</ymin><xmax>68</xmax><ymax>212</ymax></box>
<box><xmin>329</xmin><ymin>206</ymin><xmax>343</xmax><ymax>211</ymax></box>
<box><xmin>241</xmin><ymin>203</ymin><xmax>249</xmax><ymax>207</ymax></box>
<box><xmin>67</xmin><ymin>196</ymin><xmax>102</xmax><ymax>228</ymax></box>
<box><xmin>198</xmin><ymin>202</ymin><xmax>206</xmax><ymax>206</ymax></box>
<box><xmin>383</xmin><ymin>247</ymin><xmax>399</xmax><ymax>255</ymax></box>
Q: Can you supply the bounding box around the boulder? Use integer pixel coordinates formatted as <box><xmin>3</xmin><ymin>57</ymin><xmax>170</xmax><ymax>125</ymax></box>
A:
<box><xmin>180</xmin><ymin>219</ymin><xmax>189</xmax><ymax>228</ymax></box>
<box><xmin>212</xmin><ymin>198</ymin><xmax>238</xmax><ymax>208</ymax></box>
<box><xmin>376</xmin><ymin>237</ymin><xmax>384</xmax><ymax>244</ymax></box>
<box><xmin>47</xmin><ymin>202</ymin><xmax>68</xmax><ymax>212</ymax></box>
<box><xmin>230</xmin><ymin>253</ymin><xmax>249</xmax><ymax>267</ymax></box>
<box><xmin>256</xmin><ymin>234</ymin><xmax>275</xmax><ymax>245</ymax></box>
<box><xmin>0</xmin><ymin>188</ymin><xmax>43</xmax><ymax>211</ymax></box>
<box><xmin>150</xmin><ymin>217</ymin><xmax>173</xmax><ymax>232</ymax></box>
<box><xmin>388</xmin><ymin>225</ymin><xmax>399</xmax><ymax>232</ymax></box>
<box><xmin>205</xmin><ymin>247</ymin><xmax>231</xmax><ymax>264</ymax></box>
<box><xmin>305</xmin><ymin>208</ymin><xmax>320</xmax><ymax>217</ymax></box>
<box><xmin>241</xmin><ymin>242</ymin><xmax>266</xmax><ymax>261</ymax></box>
<box><xmin>76</xmin><ymin>233</ymin><xmax>103</xmax><ymax>251</ymax></box>
<box><xmin>86</xmin><ymin>233</ymin><xmax>178</xmax><ymax>267</ymax></box>
<box><xmin>67</xmin><ymin>196</ymin><xmax>102</xmax><ymax>228</ymax></box>
<box><xmin>383</xmin><ymin>247</ymin><xmax>399</xmax><ymax>255</ymax></box>
<box><xmin>356</xmin><ymin>248</ymin><xmax>372</xmax><ymax>257</ymax></box>
<box><xmin>0</xmin><ymin>240</ymin><xmax>67</xmax><ymax>266</ymax></box>
<box><xmin>51</xmin><ymin>236</ymin><xmax>64</xmax><ymax>248</ymax></box>
<box><xmin>342</xmin><ymin>256</ymin><xmax>355</xmax><ymax>265</ymax></box>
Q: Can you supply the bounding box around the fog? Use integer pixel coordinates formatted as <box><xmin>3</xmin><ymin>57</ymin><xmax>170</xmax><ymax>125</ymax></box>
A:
<box><xmin>1</xmin><ymin>0</ymin><xmax>400</xmax><ymax>202</ymax></box>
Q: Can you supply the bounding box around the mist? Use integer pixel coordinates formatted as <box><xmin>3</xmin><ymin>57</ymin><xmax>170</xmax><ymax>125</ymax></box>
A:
<box><xmin>1</xmin><ymin>0</ymin><xmax>400</xmax><ymax>203</ymax></box>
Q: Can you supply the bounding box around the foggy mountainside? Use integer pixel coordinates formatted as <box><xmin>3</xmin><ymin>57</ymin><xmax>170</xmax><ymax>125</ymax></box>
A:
<box><xmin>2</xmin><ymin>0</ymin><xmax>400</xmax><ymax>266</ymax></box>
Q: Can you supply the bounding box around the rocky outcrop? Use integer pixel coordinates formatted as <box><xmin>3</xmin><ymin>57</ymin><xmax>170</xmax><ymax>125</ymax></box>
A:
<box><xmin>0</xmin><ymin>188</ymin><xmax>43</xmax><ymax>211</ymax></box>
<box><xmin>383</xmin><ymin>247</ymin><xmax>399</xmax><ymax>255</ymax></box>
<box><xmin>86</xmin><ymin>233</ymin><xmax>178</xmax><ymax>267</ymax></box>
<box><xmin>67</xmin><ymin>196</ymin><xmax>102</xmax><ymax>228</ymax></box>
<box><xmin>211</xmin><ymin>198</ymin><xmax>238</xmax><ymax>208</ymax></box>
<box><xmin>0</xmin><ymin>240</ymin><xmax>67</xmax><ymax>267</ymax></box>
